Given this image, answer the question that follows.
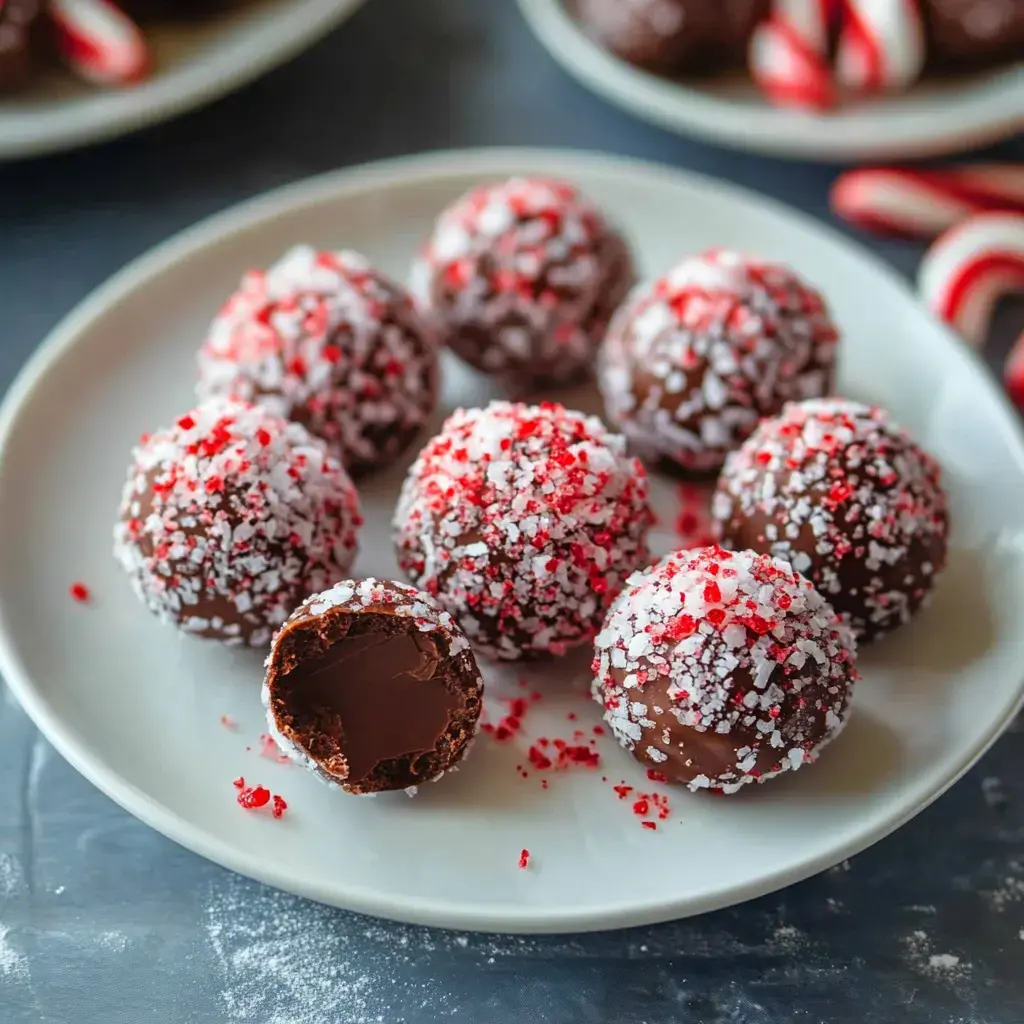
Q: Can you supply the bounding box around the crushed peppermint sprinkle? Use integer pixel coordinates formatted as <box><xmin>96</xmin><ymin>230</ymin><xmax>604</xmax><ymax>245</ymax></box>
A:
<box><xmin>197</xmin><ymin>246</ymin><xmax>438</xmax><ymax>475</ymax></box>
<box><xmin>262</xmin><ymin>578</ymin><xmax>483</xmax><ymax>795</ymax></box>
<box><xmin>598</xmin><ymin>249</ymin><xmax>838</xmax><ymax>472</ymax></box>
<box><xmin>481</xmin><ymin>696</ymin><xmax>531</xmax><ymax>741</ymax></box>
<box><xmin>68</xmin><ymin>582</ymin><xmax>91</xmax><ymax>603</ymax></box>
<box><xmin>592</xmin><ymin>545</ymin><xmax>857</xmax><ymax>794</ymax></box>
<box><xmin>233</xmin><ymin>778</ymin><xmax>287</xmax><ymax>817</ymax></box>
<box><xmin>258</xmin><ymin>733</ymin><xmax>291</xmax><ymax>764</ymax></box>
<box><xmin>412</xmin><ymin>176</ymin><xmax>635</xmax><ymax>385</ymax></box>
<box><xmin>674</xmin><ymin>483</ymin><xmax>716</xmax><ymax>549</ymax></box>
<box><xmin>609</xmin><ymin>779</ymin><xmax>672</xmax><ymax>827</ymax></box>
<box><xmin>393</xmin><ymin>400</ymin><xmax>651</xmax><ymax>661</ymax></box>
<box><xmin>112</xmin><ymin>397</ymin><xmax>361</xmax><ymax>648</ymax></box>
<box><xmin>518</xmin><ymin>848</ymin><xmax>531</xmax><ymax>870</ymax></box>
<box><xmin>712</xmin><ymin>398</ymin><xmax>949</xmax><ymax>640</ymax></box>
<box><xmin>237</xmin><ymin>784</ymin><xmax>270</xmax><ymax>809</ymax></box>
<box><xmin>525</xmin><ymin>733</ymin><xmax>602</xmax><ymax>772</ymax></box>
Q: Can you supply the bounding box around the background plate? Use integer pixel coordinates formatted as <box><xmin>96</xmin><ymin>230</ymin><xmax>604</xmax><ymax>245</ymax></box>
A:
<box><xmin>517</xmin><ymin>0</ymin><xmax>1024</xmax><ymax>161</ymax></box>
<box><xmin>0</xmin><ymin>0</ymin><xmax>365</xmax><ymax>161</ymax></box>
<box><xmin>2</xmin><ymin>148</ymin><xmax>1024</xmax><ymax>933</ymax></box>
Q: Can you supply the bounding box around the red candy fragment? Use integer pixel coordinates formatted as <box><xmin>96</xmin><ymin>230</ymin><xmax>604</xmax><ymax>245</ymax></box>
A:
<box><xmin>258</xmin><ymin>732</ymin><xmax>291</xmax><ymax>764</ymax></box>
<box><xmin>518</xmin><ymin>848</ymin><xmax>531</xmax><ymax>870</ymax></box>
<box><xmin>69</xmin><ymin>582</ymin><xmax>91</xmax><ymax>603</ymax></box>
<box><xmin>482</xmin><ymin>696</ymin><xmax>531</xmax><ymax>742</ymax></box>
<box><xmin>233</xmin><ymin>778</ymin><xmax>287</xmax><ymax>818</ymax></box>
<box><xmin>237</xmin><ymin>785</ymin><xmax>271</xmax><ymax>809</ymax></box>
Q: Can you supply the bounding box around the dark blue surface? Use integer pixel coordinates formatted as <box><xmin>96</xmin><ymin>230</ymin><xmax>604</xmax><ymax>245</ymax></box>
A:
<box><xmin>1</xmin><ymin>2</ymin><xmax>1023</xmax><ymax>1021</ymax></box>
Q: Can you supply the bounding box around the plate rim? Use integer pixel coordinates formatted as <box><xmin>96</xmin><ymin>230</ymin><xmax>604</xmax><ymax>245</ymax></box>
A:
<box><xmin>2</xmin><ymin>146</ymin><xmax>1024</xmax><ymax>933</ymax></box>
<box><xmin>516</xmin><ymin>0</ymin><xmax>1024</xmax><ymax>161</ymax></box>
<box><xmin>0</xmin><ymin>0</ymin><xmax>366</xmax><ymax>161</ymax></box>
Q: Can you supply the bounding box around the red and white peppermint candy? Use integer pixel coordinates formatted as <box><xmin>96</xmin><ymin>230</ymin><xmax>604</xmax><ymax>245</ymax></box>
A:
<box><xmin>48</xmin><ymin>0</ymin><xmax>149</xmax><ymax>86</ymax></box>
<box><xmin>836</xmin><ymin>0</ymin><xmax>925</xmax><ymax>94</ymax></box>
<box><xmin>749</xmin><ymin>0</ymin><xmax>834</xmax><ymax>111</ymax></box>
<box><xmin>918</xmin><ymin>212</ymin><xmax>1024</xmax><ymax>347</ymax></box>
<box><xmin>832</xmin><ymin>165</ymin><xmax>1024</xmax><ymax>239</ymax></box>
<box><xmin>1004</xmin><ymin>331</ymin><xmax>1024</xmax><ymax>409</ymax></box>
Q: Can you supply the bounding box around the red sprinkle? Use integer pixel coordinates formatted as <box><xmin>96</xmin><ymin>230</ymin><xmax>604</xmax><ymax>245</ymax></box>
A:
<box><xmin>484</xmin><ymin>696</ymin><xmax>531</xmax><ymax>742</ymax></box>
<box><xmin>237</xmin><ymin>785</ymin><xmax>271</xmax><ymax>809</ymax></box>
<box><xmin>641</xmin><ymin>821</ymin><xmax>657</xmax><ymax>831</ymax></box>
<box><xmin>258</xmin><ymin>733</ymin><xmax>291</xmax><ymax>764</ymax></box>
<box><xmin>272</xmin><ymin>794</ymin><xmax>288</xmax><ymax>819</ymax></box>
<box><xmin>232</xmin><ymin>776</ymin><xmax>245</xmax><ymax>788</ymax></box>
<box><xmin>646</xmin><ymin>769</ymin><xmax>669</xmax><ymax>783</ymax></box>
<box><xmin>69</xmin><ymin>582</ymin><xmax>91</xmax><ymax>603</ymax></box>
<box><xmin>518</xmin><ymin>848</ymin><xmax>531</xmax><ymax>870</ymax></box>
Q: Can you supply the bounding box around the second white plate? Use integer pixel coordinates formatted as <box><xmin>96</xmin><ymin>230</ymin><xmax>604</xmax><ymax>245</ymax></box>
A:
<box><xmin>0</xmin><ymin>0</ymin><xmax>365</xmax><ymax>161</ymax></box>
<box><xmin>518</xmin><ymin>0</ymin><xmax>1024</xmax><ymax>160</ymax></box>
<box><xmin>2</xmin><ymin>148</ymin><xmax>1024</xmax><ymax>933</ymax></box>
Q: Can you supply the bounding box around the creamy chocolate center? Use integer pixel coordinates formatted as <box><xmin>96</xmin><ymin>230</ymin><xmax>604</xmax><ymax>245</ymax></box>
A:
<box><xmin>287</xmin><ymin>629</ymin><xmax>460</xmax><ymax>783</ymax></box>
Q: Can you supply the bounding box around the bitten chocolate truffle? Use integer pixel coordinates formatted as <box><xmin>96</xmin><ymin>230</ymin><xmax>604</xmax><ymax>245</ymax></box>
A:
<box><xmin>197</xmin><ymin>246</ymin><xmax>439</xmax><ymax>476</ymax></box>
<box><xmin>712</xmin><ymin>398</ymin><xmax>949</xmax><ymax>641</ymax></box>
<box><xmin>263</xmin><ymin>579</ymin><xmax>484</xmax><ymax>794</ymax></box>
<box><xmin>113</xmin><ymin>397</ymin><xmax>361</xmax><ymax>647</ymax></box>
<box><xmin>394</xmin><ymin>400</ymin><xmax>652</xmax><ymax>661</ymax></box>
<box><xmin>593</xmin><ymin>546</ymin><xmax>857</xmax><ymax>793</ymax></box>
<box><xmin>412</xmin><ymin>177</ymin><xmax>636</xmax><ymax>388</ymax></box>
<box><xmin>576</xmin><ymin>0</ymin><xmax>768</xmax><ymax>73</ymax></box>
<box><xmin>599</xmin><ymin>249</ymin><xmax>839</xmax><ymax>474</ymax></box>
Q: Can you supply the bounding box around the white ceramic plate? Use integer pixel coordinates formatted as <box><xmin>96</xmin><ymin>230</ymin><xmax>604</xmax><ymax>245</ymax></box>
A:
<box><xmin>2</xmin><ymin>148</ymin><xmax>1024</xmax><ymax>934</ymax></box>
<box><xmin>518</xmin><ymin>0</ymin><xmax>1024</xmax><ymax>161</ymax></box>
<box><xmin>0</xmin><ymin>0</ymin><xmax>365</xmax><ymax>161</ymax></box>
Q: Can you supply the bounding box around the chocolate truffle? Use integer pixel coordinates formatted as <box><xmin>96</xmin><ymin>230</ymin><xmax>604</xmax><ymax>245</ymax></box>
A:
<box><xmin>593</xmin><ymin>545</ymin><xmax>857</xmax><ymax>793</ymax></box>
<box><xmin>197</xmin><ymin>246</ymin><xmax>439</xmax><ymax>476</ymax></box>
<box><xmin>712</xmin><ymin>398</ymin><xmax>949</xmax><ymax>641</ymax></box>
<box><xmin>576</xmin><ymin>0</ymin><xmax>768</xmax><ymax>73</ymax></box>
<box><xmin>394</xmin><ymin>400</ymin><xmax>652</xmax><ymax>661</ymax></box>
<box><xmin>263</xmin><ymin>579</ymin><xmax>484</xmax><ymax>794</ymax></box>
<box><xmin>412</xmin><ymin>177</ymin><xmax>636</xmax><ymax>388</ymax></box>
<box><xmin>113</xmin><ymin>397</ymin><xmax>361</xmax><ymax>647</ymax></box>
<box><xmin>0</xmin><ymin>0</ymin><xmax>41</xmax><ymax>93</ymax></box>
<box><xmin>598</xmin><ymin>249</ymin><xmax>839</xmax><ymax>474</ymax></box>
<box><xmin>925</xmin><ymin>0</ymin><xmax>1024</xmax><ymax>68</ymax></box>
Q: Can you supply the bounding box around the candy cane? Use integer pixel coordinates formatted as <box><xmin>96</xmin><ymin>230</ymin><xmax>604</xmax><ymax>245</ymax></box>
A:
<box><xmin>832</xmin><ymin>165</ymin><xmax>1024</xmax><ymax>239</ymax></box>
<box><xmin>836</xmin><ymin>0</ymin><xmax>926</xmax><ymax>94</ymax></box>
<box><xmin>918</xmin><ymin>212</ymin><xmax>1024</xmax><ymax>347</ymax></box>
<box><xmin>1004</xmin><ymin>331</ymin><xmax>1024</xmax><ymax>409</ymax></box>
<box><xmin>749</xmin><ymin>0</ymin><xmax>834</xmax><ymax>112</ymax></box>
<box><xmin>47</xmin><ymin>0</ymin><xmax>149</xmax><ymax>86</ymax></box>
